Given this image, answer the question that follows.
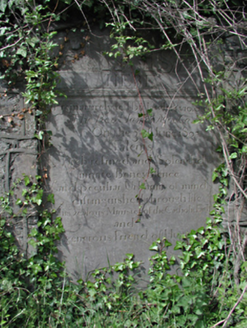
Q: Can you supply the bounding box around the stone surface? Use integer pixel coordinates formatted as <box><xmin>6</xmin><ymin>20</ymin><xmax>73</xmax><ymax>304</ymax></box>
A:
<box><xmin>0</xmin><ymin>88</ymin><xmax>37</xmax><ymax>254</ymax></box>
<box><xmin>46</xmin><ymin>28</ymin><xmax>220</xmax><ymax>281</ymax></box>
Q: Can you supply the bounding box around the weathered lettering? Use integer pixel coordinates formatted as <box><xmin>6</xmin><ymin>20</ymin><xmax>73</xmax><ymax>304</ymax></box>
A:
<box><xmin>46</xmin><ymin>28</ymin><xmax>219</xmax><ymax>280</ymax></box>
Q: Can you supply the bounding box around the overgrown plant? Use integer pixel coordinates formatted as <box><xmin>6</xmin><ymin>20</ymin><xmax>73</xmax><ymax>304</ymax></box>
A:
<box><xmin>0</xmin><ymin>175</ymin><xmax>64</xmax><ymax>327</ymax></box>
<box><xmin>99</xmin><ymin>0</ymin><xmax>247</xmax><ymax>324</ymax></box>
<box><xmin>0</xmin><ymin>0</ymin><xmax>247</xmax><ymax>327</ymax></box>
<box><xmin>143</xmin><ymin>220</ymin><xmax>247</xmax><ymax>328</ymax></box>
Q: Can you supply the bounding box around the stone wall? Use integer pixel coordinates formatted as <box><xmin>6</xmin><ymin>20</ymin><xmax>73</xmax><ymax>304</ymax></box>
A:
<box><xmin>1</xmin><ymin>26</ymin><xmax>245</xmax><ymax>280</ymax></box>
<box><xmin>0</xmin><ymin>84</ymin><xmax>37</xmax><ymax>254</ymax></box>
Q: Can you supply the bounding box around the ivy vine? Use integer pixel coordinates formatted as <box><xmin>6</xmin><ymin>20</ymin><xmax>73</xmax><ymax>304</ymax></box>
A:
<box><xmin>0</xmin><ymin>0</ymin><xmax>246</xmax><ymax>327</ymax></box>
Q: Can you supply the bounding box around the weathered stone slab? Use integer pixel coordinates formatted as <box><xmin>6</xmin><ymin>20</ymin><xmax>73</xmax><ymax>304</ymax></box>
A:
<box><xmin>46</xmin><ymin>28</ymin><xmax>220</xmax><ymax>280</ymax></box>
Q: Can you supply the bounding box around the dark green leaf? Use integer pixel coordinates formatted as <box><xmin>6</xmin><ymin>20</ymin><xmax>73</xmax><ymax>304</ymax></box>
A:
<box><xmin>148</xmin><ymin>132</ymin><xmax>153</xmax><ymax>141</ymax></box>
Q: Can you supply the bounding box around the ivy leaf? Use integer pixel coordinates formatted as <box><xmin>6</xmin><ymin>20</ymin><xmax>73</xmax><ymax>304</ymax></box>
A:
<box><xmin>29</xmin><ymin>228</ymin><xmax>38</xmax><ymax>237</ymax></box>
<box><xmin>149</xmin><ymin>241</ymin><xmax>158</xmax><ymax>251</ymax></box>
<box><xmin>139</xmin><ymin>183</ymin><xmax>146</xmax><ymax>189</ymax></box>
<box><xmin>22</xmin><ymin>189</ymin><xmax>27</xmax><ymax>196</ymax></box>
<box><xmin>35</xmin><ymin>110</ymin><xmax>43</xmax><ymax>116</ymax></box>
<box><xmin>16</xmin><ymin>199</ymin><xmax>22</xmax><ymax>206</ymax></box>
<box><xmin>221</xmin><ymin>178</ymin><xmax>228</xmax><ymax>186</ymax></box>
<box><xmin>141</xmin><ymin>129</ymin><xmax>149</xmax><ymax>138</ymax></box>
<box><xmin>197</xmin><ymin>227</ymin><xmax>204</xmax><ymax>234</ymax></box>
<box><xmin>174</xmin><ymin>241</ymin><xmax>183</xmax><ymax>250</ymax></box>
<box><xmin>16</xmin><ymin>46</ymin><xmax>27</xmax><ymax>58</ymax></box>
<box><xmin>183</xmin><ymin>252</ymin><xmax>191</xmax><ymax>263</ymax></box>
<box><xmin>32</xmin><ymin>195</ymin><xmax>42</xmax><ymax>206</ymax></box>
<box><xmin>147</xmin><ymin>108</ymin><xmax>153</xmax><ymax>116</ymax></box>
<box><xmin>0</xmin><ymin>0</ymin><xmax>7</xmax><ymax>12</ymax></box>
<box><xmin>5</xmin><ymin>206</ymin><xmax>12</xmax><ymax>215</ymax></box>
<box><xmin>28</xmin><ymin>239</ymin><xmax>37</xmax><ymax>248</ymax></box>
<box><xmin>24</xmin><ymin>176</ymin><xmax>30</xmax><ymax>186</ymax></box>
<box><xmin>34</xmin><ymin>131</ymin><xmax>44</xmax><ymax>140</ymax></box>
<box><xmin>0</xmin><ymin>27</ymin><xmax>8</xmax><ymax>35</ymax></box>
<box><xmin>32</xmin><ymin>190</ymin><xmax>43</xmax><ymax>206</ymax></box>
<box><xmin>31</xmin><ymin>264</ymin><xmax>42</xmax><ymax>275</ymax></box>
<box><xmin>242</xmin><ymin>145</ymin><xmax>247</xmax><ymax>153</ymax></box>
<box><xmin>182</xmin><ymin>277</ymin><xmax>192</xmax><ymax>287</ymax></box>
<box><xmin>8</xmin><ymin>0</ymin><xmax>16</xmax><ymax>9</ymax></box>
<box><xmin>148</xmin><ymin>132</ymin><xmax>153</xmax><ymax>141</ymax></box>
<box><xmin>212</xmin><ymin>171</ymin><xmax>218</xmax><ymax>182</ymax></box>
<box><xmin>213</xmin><ymin>194</ymin><xmax>218</xmax><ymax>201</ymax></box>
<box><xmin>195</xmin><ymin>247</ymin><xmax>205</xmax><ymax>258</ymax></box>
<box><xmin>229</xmin><ymin>152</ymin><xmax>237</xmax><ymax>159</ymax></box>
<box><xmin>164</xmin><ymin>239</ymin><xmax>172</xmax><ymax>247</ymax></box>
<box><xmin>47</xmin><ymin>193</ymin><xmax>55</xmax><ymax>204</ymax></box>
<box><xmin>216</xmin><ymin>146</ymin><xmax>222</xmax><ymax>152</ymax></box>
<box><xmin>150</xmin><ymin>167</ymin><xmax>156</xmax><ymax>174</ymax></box>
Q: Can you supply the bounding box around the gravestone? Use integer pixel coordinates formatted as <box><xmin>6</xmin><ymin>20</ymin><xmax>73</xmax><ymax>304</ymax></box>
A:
<box><xmin>45</xmin><ymin>28</ymin><xmax>219</xmax><ymax>281</ymax></box>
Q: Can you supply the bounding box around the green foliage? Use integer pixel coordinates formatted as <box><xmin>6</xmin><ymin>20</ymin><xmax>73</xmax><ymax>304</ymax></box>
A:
<box><xmin>104</xmin><ymin>20</ymin><xmax>156</xmax><ymax>63</ymax></box>
<box><xmin>0</xmin><ymin>176</ymin><xmax>65</xmax><ymax>327</ymax></box>
<box><xmin>0</xmin><ymin>0</ymin><xmax>246</xmax><ymax>327</ymax></box>
<box><xmin>141</xmin><ymin>129</ymin><xmax>153</xmax><ymax>141</ymax></box>
<box><xmin>0</xmin><ymin>0</ymin><xmax>66</xmax><ymax>124</ymax></box>
<box><xmin>139</xmin><ymin>215</ymin><xmax>247</xmax><ymax>328</ymax></box>
<box><xmin>22</xmin><ymin>34</ymin><xmax>61</xmax><ymax>111</ymax></box>
<box><xmin>1</xmin><ymin>178</ymin><xmax>246</xmax><ymax>326</ymax></box>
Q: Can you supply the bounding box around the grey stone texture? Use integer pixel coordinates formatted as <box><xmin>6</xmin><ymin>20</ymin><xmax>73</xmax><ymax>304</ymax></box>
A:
<box><xmin>0</xmin><ymin>86</ymin><xmax>37</xmax><ymax>254</ymax></box>
<box><xmin>45</xmin><ymin>28</ymin><xmax>221</xmax><ymax>281</ymax></box>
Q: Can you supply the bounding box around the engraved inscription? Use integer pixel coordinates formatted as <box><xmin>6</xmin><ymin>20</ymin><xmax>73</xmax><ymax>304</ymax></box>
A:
<box><xmin>65</xmin><ymin>228</ymin><xmax>179</xmax><ymax>244</ymax></box>
<box><xmin>48</xmin><ymin>75</ymin><xmax>218</xmax><ymax>280</ymax></box>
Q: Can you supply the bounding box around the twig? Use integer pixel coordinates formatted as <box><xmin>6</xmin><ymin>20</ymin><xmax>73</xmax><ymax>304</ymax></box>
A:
<box><xmin>211</xmin><ymin>284</ymin><xmax>247</xmax><ymax>327</ymax></box>
<box><xmin>0</xmin><ymin>37</ymin><xmax>24</xmax><ymax>52</ymax></box>
<box><xmin>74</xmin><ymin>0</ymin><xmax>91</xmax><ymax>32</ymax></box>
<box><xmin>131</xmin><ymin>68</ymin><xmax>151</xmax><ymax>220</ymax></box>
